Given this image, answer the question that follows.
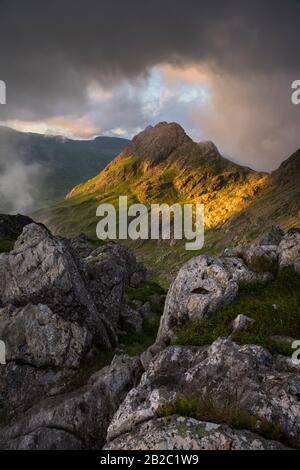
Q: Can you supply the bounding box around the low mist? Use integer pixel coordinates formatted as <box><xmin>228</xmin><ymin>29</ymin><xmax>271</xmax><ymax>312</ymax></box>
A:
<box><xmin>0</xmin><ymin>137</ymin><xmax>46</xmax><ymax>214</ymax></box>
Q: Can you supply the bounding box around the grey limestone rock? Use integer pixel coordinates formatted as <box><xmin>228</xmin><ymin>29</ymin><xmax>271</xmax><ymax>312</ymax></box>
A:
<box><xmin>105</xmin><ymin>416</ymin><xmax>288</xmax><ymax>450</ymax></box>
<box><xmin>107</xmin><ymin>339</ymin><xmax>300</xmax><ymax>448</ymax></box>
<box><xmin>0</xmin><ymin>355</ymin><xmax>142</xmax><ymax>450</ymax></box>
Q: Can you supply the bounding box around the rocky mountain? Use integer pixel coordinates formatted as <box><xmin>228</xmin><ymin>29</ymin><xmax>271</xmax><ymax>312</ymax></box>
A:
<box><xmin>0</xmin><ymin>221</ymin><xmax>156</xmax><ymax>448</ymax></box>
<box><xmin>0</xmin><ymin>221</ymin><xmax>299</xmax><ymax>449</ymax></box>
<box><xmin>0</xmin><ymin>126</ymin><xmax>129</xmax><ymax>211</ymax></box>
<box><xmin>33</xmin><ymin>122</ymin><xmax>300</xmax><ymax>284</ymax></box>
<box><xmin>66</xmin><ymin>122</ymin><xmax>266</xmax><ymax>227</ymax></box>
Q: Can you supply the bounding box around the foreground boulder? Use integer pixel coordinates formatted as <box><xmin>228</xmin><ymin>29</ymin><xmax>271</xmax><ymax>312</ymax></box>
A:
<box><xmin>240</xmin><ymin>245</ymin><xmax>278</xmax><ymax>274</ymax></box>
<box><xmin>105</xmin><ymin>416</ymin><xmax>287</xmax><ymax>450</ymax></box>
<box><xmin>278</xmin><ymin>228</ymin><xmax>300</xmax><ymax>273</ymax></box>
<box><xmin>85</xmin><ymin>242</ymin><xmax>146</xmax><ymax>329</ymax></box>
<box><xmin>0</xmin><ymin>223</ymin><xmax>117</xmax><ymax>349</ymax></box>
<box><xmin>0</xmin><ymin>222</ymin><xmax>148</xmax><ymax>442</ymax></box>
<box><xmin>106</xmin><ymin>339</ymin><xmax>300</xmax><ymax>448</ymax></box>
<box><xmin>87</xmin><ymin>242</ymin><xmax>146</xmax><ymax>288</ymax></box>
<box><xmin>0</xmin><ymin>303</ymin><xmax>90</xmax><ymax>368</ymax></box>
<box><xmin>69</xmin><ymin>233</ymin><xmax>96</xmax><ymax>258</ymax></box>
<box><xmin>0</xmin><ymin>355</ymin><xmax>142</xmax><ymax>450</ymax></box>
<box><xmin>0</xmin><ymin>363</ymin><xmax>76</xmax><ymax>425</ymax></box>
<box><xmin>155</xmin><ymin>227</ymin><xmax>300</xmax><ymax>348</ymax></box>
<box><xmin>156</xmin><ymin>255</ymin><xmax>272</xmax><ymax>346</ymax></box>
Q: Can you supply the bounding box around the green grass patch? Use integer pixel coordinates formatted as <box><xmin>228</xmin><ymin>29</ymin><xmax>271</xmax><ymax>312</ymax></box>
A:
<box><xmin>175</xmin><ymin>267</ymin><xmax>300</xmax><ymax>356</ymax></box>
<box><xmin>159</xmin><ymin>394</ymin><xmax>285</xmax><ymax>443</ymax></box>
<box><xmin>121</xmin><ymin>316</ymin><xmax>162</xmax><ymax>356</ymax></box>
<box><xmin>126</xmin><ymin>281</ymin><xmax>166</xmax><ymax>311</ymax></box>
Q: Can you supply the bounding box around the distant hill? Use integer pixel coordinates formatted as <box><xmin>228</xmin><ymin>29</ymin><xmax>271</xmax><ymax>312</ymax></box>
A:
<box><xmin>33</xmin><ymin>122</ymin><xmax>300</xmax><ymax>284</ymax></box>
<box><xmin>0</xmin><ymin>126</ymin><xmax>129</xmax><ymax>211</ymax></box>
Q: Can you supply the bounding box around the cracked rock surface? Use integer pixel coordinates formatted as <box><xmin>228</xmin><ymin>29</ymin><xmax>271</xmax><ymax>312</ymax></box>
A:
<box><xmin>1</xmin><ymin>223</ymin><xmax>300</xmax><ymax>450</ymax></box>
<box><xmin>106</xmin><ymin>339</ymin><xmax>300</xmax><ymax>448</ymax></box>
<box><xmin>0</xmin><ymin>355</ymin><xmax>142</xmax><ymax>450</ymax></box>
<box><xmin>105</xmin><ymin>416</ymin><xmax>288</xmax><ymax>450</ymax></box>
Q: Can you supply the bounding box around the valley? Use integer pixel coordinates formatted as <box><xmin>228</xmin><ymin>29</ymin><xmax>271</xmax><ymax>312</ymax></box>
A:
<box><xmin>0</xmin><ymin>125</ymin><xmax>129</xmax><ymax>211</ymax></box>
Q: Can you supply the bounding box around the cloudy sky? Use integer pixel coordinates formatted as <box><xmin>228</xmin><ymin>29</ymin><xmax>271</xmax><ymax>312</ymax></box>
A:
<box><xmin>0</xmin><ymin>0</ymin><xmax>300</xmax><ymax>170</ymax></box>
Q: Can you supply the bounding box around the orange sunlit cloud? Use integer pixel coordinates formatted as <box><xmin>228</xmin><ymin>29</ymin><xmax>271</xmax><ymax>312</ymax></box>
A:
<box><xmin>2</xmin><ymin>116</ymin><xmax>99</xmax><ymax>139</ymax></box>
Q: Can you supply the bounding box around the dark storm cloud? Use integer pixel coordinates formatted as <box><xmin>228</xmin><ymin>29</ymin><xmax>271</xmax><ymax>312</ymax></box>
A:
<box><xmin>0</xmin><ymin>0</ymin><xmax>299</xmax><ymax>119</ymax></box>
<box><xmin>0</xmin><ymin>0</ymin><xmax>299</xmax><ymax>171</ymax></box>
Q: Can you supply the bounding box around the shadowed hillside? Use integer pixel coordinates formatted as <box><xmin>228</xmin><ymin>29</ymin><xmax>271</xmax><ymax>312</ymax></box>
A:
<box><xmin>0</xmin><ymin>126</ymin><xmax>129</xmax><ymax>211</ymax></box>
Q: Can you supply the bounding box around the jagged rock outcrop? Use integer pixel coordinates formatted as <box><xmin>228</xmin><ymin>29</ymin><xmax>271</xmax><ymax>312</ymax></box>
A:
<box><xmin>87</xmin><ymin>241</ymin><xmax>147</xmax><ymax>288</ymax></box>
<box><xmin>1</xmin><ymin>222</ymin><xmax>299</xmax><ymax>450</ymax></box>
<box><xmin>278</xmin><ymin>228</ymin><xmax>300</xmax><ymax>273</ymax></box>
<box><xmin>85</xmin><ymin>241</ymin><xmax>146</xmax><ymax>329</ymax></box>
<box><xmin>0</xmin><ymin>355</ymin><xmax>142</xmax><ymax>450</ymax></box>
<box><xmin>0</xmin><ymin>303</ymin><xmax>90</xmax><ymax>368</ymax></box>
<box><xmin>121</xmin><ymin>122</ymin><xmax>192</xmax><ymax>166</ymax></box>
<box><xmin>240</xmin><ymin>245</ymin><xmax>278</xmax><ymax>274</ymax></box>
<box><xmin>0</xmin><ymin>222</ymin><xmax>148</xmax><ymax>448</ymax></box>
<box><xmin>69</xmin><ymin>233</ymin><xmax>96</xmax><ymax>257</ymax></box>
<box><xmin>156</xmin><ymin>254</ymin><xmax>272</xmax><ymax>346</ymax></box>
<box><xmin>106</xmin><ymin>339</ymin><xmax>300</xmax><ymax>449</ymax></box>
<box><xmin>0</xmin><ymin>223</ymin><xmax>117</xmax><ymax>349</ymax></box>
<box><xmin>222</xmin><ymin>244</ymin><xmax>278</xmax><ymax>274</ymax></box>
<box><xmin>105</xmin><ymin>416</ymin><xmax>287</xmax><ymax>450</ymax></box>
<box><xmin>111</xmin><ymin>226</ymin><xmax>300</xmax><ymax>450</ymax></box>
<box><xmin>0</xmin><ymin>362</ymin><xmax>77</xmax><ymax>426</ymax></box>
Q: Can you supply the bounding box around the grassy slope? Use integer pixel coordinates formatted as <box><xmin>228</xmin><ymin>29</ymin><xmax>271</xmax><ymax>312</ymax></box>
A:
<box><xmin>32</xmin><ymin>172</ymin><xmax>300</xmax><ymax>286</ymax></box>
<box><xmin>31</xmin><ymin>152</ymin><xmax>270</xmax><ymax>283</ymax></box>
<box><xmin>175</xmin><ymin>267</ymin><xmax>300</xmax><ymax>356</ymax></box>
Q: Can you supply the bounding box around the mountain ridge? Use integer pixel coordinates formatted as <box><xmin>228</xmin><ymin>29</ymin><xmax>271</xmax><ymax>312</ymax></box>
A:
<box><xmin>32</xmin><ymin>122</ymin><xmax>300</xmax><ymax>283</ymax></box>
<box><xmin>66</xmin><ymin>122</ymin><xmax>266</xmax><ymax>208</ymax></box>
<box><xmin>0</xmin><ymin>125</ymin><xmax>129</xmax><ymax>211</ymax></box>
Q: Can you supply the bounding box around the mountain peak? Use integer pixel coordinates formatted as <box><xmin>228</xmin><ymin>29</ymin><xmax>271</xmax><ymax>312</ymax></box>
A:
<box><xmin>122</xmin><ymin>121</ymin><xmax>192</xmax><ymax>165</ymax></box>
